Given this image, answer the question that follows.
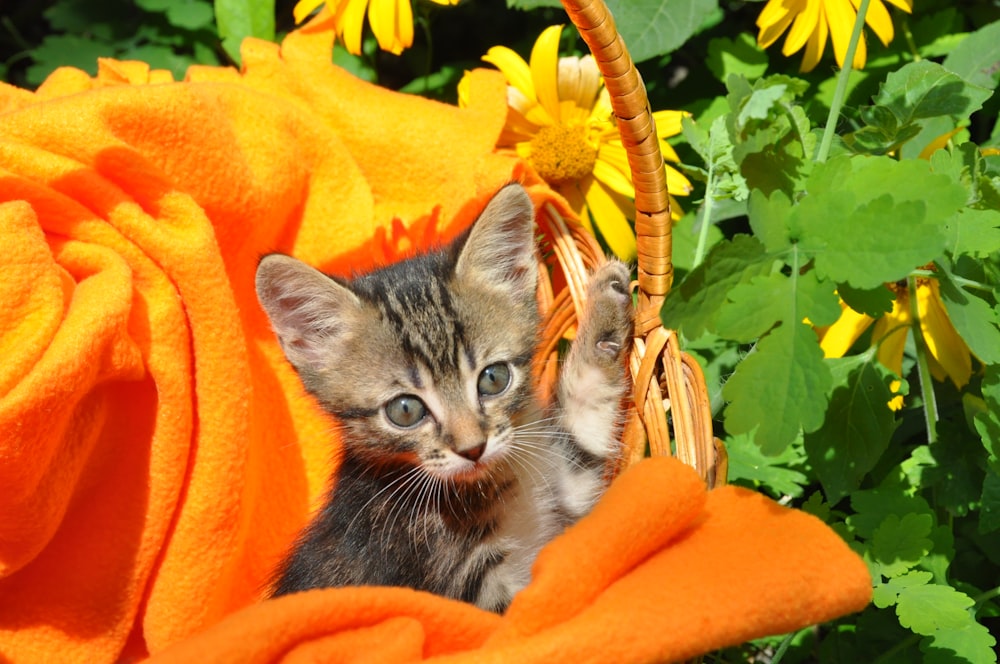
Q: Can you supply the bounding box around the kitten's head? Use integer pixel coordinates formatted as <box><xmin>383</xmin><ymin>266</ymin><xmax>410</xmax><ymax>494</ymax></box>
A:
<box><xmin>256</xmin><ymin>184</ymin><xmax>540</xmax><ymax>481</ymax></box>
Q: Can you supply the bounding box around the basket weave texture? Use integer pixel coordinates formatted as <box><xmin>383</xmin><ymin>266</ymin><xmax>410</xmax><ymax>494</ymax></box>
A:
<box><xmin>533</xmin><ymin>0</ymin><xmax>725</xmax><ymax>487</ymax></box>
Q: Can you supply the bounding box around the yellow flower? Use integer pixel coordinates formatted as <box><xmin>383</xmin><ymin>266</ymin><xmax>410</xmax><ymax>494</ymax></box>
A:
<box><xmin>756</xmin><ymin>0</ymin><xmax>913</xmax><ymax>72</ymax></box>
<box><xmin>818</xmin><ymin>276</ymin><xmax>973</xmax><ymax>410</ymax></box>
<box><xmin>461</xmin><ymin>25</ymin><xmax>692</xmax><ymax>260</ymax></box>
<box><xmin>293</xmin><ymin>0</ymin><xmax>459</xmax><ymax>56</ymax></box>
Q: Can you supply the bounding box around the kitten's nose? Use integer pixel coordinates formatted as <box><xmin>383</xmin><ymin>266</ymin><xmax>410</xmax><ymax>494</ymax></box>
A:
<box><xmin>456</xmin><ymin>442</ymin><xmax>486</xmax><ymax>462</ymax></box>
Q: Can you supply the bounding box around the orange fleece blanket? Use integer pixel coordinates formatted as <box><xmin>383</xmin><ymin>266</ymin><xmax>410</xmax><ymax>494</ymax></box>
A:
<box><xmin>0</xmin><ymin>15</ymin><xmax>871</xmax><ymax>664</ymax></box>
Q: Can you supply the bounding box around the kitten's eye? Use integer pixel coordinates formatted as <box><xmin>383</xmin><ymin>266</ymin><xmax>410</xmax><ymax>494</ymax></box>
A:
<box><xmin>385</xmin><ymin>395</ymin><xmax>427</xmax><ymax>428</ymax></box>
<box><xmin>478</xmin><ymin>363</ymin><xmax>511</xmax><ymax>397</ymax></box>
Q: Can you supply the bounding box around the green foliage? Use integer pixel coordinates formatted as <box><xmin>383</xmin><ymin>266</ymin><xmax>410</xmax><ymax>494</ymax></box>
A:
<box><xmin>657</xmin><ymin>7</ymin><xmax>1000</xmax><ymax>662</ymax></box>
<box><xmin>215</xmin><ymin>0</ymin><xmax>276</xmax><ymax>64</ymax></box>
<box><xmin>6</xmin><ymin>0</ymin><xmax>226</xmax><ymax>85</ymax></box>
<box><xmin>6</xmin><ymin>0</ymin><xmax>1000</xmax><ymax>661</ymax></box>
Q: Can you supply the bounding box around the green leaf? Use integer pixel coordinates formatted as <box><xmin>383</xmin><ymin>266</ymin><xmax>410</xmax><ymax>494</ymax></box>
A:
<box><xmin>872</xmin><ymin>513</ymin><xmax>934</xmax><ymax>577</ymax></box>
<box><xmin>804</xmin><ymin>355</ymin><xmax>898</xmax><ymax>503</ymax></box>
<box><xmin>45</xmin><ymin>0</ymin><xmax>121</xmax><ymax>40</ymax></box>
<box><xmin>722</xmin><ymin>322</ymin><xmax>832</xmax><ymax>454</ymax></box>
<box><xmin>943</xmin><ymin>208</ymin><xmax>1000</xmax><ymax>259</ymax></box>
<box><xmin>847</xmin><ymin>60</ymin><xmax>993</xmax><ymax>153</ymax></box>
<box><xmin>981</xmin><ymin>469</ymin><xmax>1000</xmax><ymax>535</ymax></box>
<box><xmin>682</xmin><ymin>115</ymin><xmax>749</xmax><ymax>206</ymax></box>
<box><xmin>738</xmin><ymin>84</ymin><xmax>786</xmax><ymax>126</ymax></box>
<box><xmin>871</xmin><ymin>60</ymin><xmax>993</xmax><ymax>127</ymax></box>
<box><xmin>848</xmin><ymin>488</ymin><xmax>935</xmax><ymax>540</ymax></box>
<box><xmin>715</xmin><ymin>270</ymin><xmax>840</xmax><ymax>343</ymax></box>
<box><xmin>921</xmin><ymin>621</ymin><xmax>998</xmax><ymax>664</ymax></box>
<box><xmin>912</xmin><ymin>9</ymin><xmax>967</xmax><ymax>59</ymax></box>
<box><xmin>937</xmin><ymin>268</ymin><xmax>1000</xmax><ymax>365</ymax></box>
<box><xmin>706</xmin><ymin>33</ymin><xmax>768</xmax><ymax>83</ymax></box>
<box><xmin>660</xmin><ymin>234</ymin><xmax>773</xmax><ymax>339</ymax></box>
<box><xmin>604</xmin><ymin>0</ymin><xmax>719</xmax><ymax>63</ymax></box>
<box><xmin>973</xmin><ymin>366</ymin><xmax>1000</xmax><ymax>473</ymax></box>
<box><xmin>872</xmin><ymin>570</ymin><xmax>933</xmax><ymax>608</ymax></box>
<box><xmin>166</xmin><ymin>0</ymin><xmax>216</xmax><ymax>30</ymax></box>
<box><xmin>896</xmin><ymin>583</ymin><xmax>975</xmax><ymax>635</ymax></box>
<box><xmin>25</xmin><ymin>35</ymin><xmax>114</xmax><ymax>84</ymax></box>
<box><xmin>942</xmin><ymin>19</ymin><xmax>1000</xmax><ymax>90</ymax></box>
<box><xmin>214</xmin><ymin>0</ymin><xmax>276</xmax><ymax>65</ymax></box>
<box><xmin>793</xmin><ymin>156</ymin><xmax>961</xmax><ymax>290</ymax></box>
<box><xmin>724</xmin><ymin>432</ymin><xmax>808</xmax><ymax>498</ymax></box>
<box><xmin>838</xmin><ymin>282</ymin><xmax>894</xmax><ymax>318</ymax></box>
<box><xmin>136</xmin><ymin>0</ymin><xmax>174</xmax><ymax>10</ymax></box>
<box><xmin>747</xmin><ymin>188</ymin><xmax>792</xmax><ymax>254</ymax></box>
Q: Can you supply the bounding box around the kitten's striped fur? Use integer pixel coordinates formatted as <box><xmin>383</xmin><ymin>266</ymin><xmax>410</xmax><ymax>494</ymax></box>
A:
<box><xmin>256</xmin><ymin>184</ymin><xmax>633</xmax><ymax>612</ymax></box>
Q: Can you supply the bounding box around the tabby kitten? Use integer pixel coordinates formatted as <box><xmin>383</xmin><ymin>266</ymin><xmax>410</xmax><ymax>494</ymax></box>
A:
<box><xmin>256</xmin><ymin>183</ymin><xmax>633</xmax><ymax>612</ymax></box>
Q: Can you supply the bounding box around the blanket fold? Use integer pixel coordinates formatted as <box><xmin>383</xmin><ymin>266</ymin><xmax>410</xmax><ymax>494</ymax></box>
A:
<box><xmin>0</xmin><ymin>15</ymin><xmax>871</xmax><ymax>664</ymax></box>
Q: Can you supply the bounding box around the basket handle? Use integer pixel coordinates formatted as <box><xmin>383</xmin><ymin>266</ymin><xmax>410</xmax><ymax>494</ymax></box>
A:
<box><xmin>560</xmin><ymin>0</ymin><xmax>672</xmax><ymax>335</ymax></box>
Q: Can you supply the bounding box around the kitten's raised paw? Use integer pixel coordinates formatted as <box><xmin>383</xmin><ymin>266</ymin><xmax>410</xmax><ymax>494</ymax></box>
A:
<box><xmin>579</xmin><ymin>261</ymin><xmax>634</xmax><ymax>362</ymax></box>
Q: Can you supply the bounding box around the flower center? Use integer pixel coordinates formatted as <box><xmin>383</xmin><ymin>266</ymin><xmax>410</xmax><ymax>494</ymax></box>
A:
<box><xmin>528</xmin><ymin>124</ymin><xmax>598</xmax><ymax>185</ymax></box>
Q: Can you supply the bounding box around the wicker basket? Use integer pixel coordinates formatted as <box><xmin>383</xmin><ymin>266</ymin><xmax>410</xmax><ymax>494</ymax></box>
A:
<box><xmin>532</xmin><ymin>0</ymin><xmax>726</xmax><ymax>488</ymax></box>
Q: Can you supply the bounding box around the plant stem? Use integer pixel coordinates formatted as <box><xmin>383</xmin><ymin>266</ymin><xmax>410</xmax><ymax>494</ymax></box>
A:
<box><xmin>872</xmin><ymin>634</ymin><xmax>920</xmax><ymax>664</ymax></box>
<box><xmin>907</xmin><ymin>275</ymin><xmax>938</xmax><ymax>444</ymax></box>
<box><xmin>770</xmin><ymin>630</ymin><xmax>798</xmax><ymax>664</ymax></box>
<box><xmin>974</xmin><ymin>584</ymin><xmax>1000</xmax><ymax>607</ymax></box>
<box><xmin>911</xmin><ymin>268</ymin><xmax>992</xmax><ymax>293</ymax></box>
<box><xmin>816</xmin><ymin>0</ymin><xmax>872</xmax><ymax>163</ymax></box>
<box><xmin>692</xmin><ymin>161</ymin><xmax>715</xmax><ymax>267</ymax></box>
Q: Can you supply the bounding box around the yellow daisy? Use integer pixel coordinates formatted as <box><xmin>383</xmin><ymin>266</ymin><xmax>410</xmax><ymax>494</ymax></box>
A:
<box><xmin>460</xmin><ymin>24</ymin><xmax>692</xmax><ymax>260</ymax></box>
<box><xmin>756</xmin><ymin>0</ymin><xmax>913</xmax><ymax>72</ymax></box>
<box><xmin>819</xmin><ymin>275</ymin><xmax>973</xmax><ymax>409</ymax></box>
<box><xmin>293</xmin><ymin>0</ymin><xmax>460</xmax><ymax>56</ymax></box>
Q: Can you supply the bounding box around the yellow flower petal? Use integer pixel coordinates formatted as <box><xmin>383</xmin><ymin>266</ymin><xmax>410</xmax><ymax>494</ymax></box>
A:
<box><xmin>582</xmin><ymin>178</ymin><xmax>637</xmax><ymax>260</ymax></box>
<box><xmin>593</xmin><ymin>143</ymin><xmax>636</xmax><ymax>197</ymax></box>
<box><xmin>884</xmin><ymin>0</ymin><xmax>913</xmax><ymax>12</ymax></box>
<box><xmin>917</xmin><ymin>281</ymin><xmax>972</xmax><ymax>389</ymax></box>
<box><xmin>799</xmin><ymin>4</ymin><xmax>828</xmax><ymax>72</ymax></box>
<box><xmin>863</xmin><ymin>0</ymin><xmax>895</xmax><ymax>46</ymax></box>
<box><xmin>368</xmin><ymin>0</ymin><xmax>413</xmax><ymax>55</ymax></box>
<box><xmin>456</xmin><ymin>70</ymin><xmax>471</xmax><ymax>108</ymax></box>
<box><xmin>918</xmin><ymin>127</ymin><xmax>963</xmax><ymax>160</ymax></box>
<box><xmin>336</xmin><ymin>0</ymin><xmax>369</xmax><ymax>56</ymax></box>
<box><xmin>826</xmin><ymin>0</ymin><xmax>866</xmax><ymax>69</ymax></box>
<box><xmin>659</xmin><ymin>138</ymin><xmax>682</xmax><ymax>163</ymax></box>
<box><xmin>757</xmin><ymin>0</ymin><xmax>801</xmax><ymax>49</ymax></box>
<box><xmin>888</xmin><ymin>380</ymin><xmax>905</xmax><ymax>410</ymax></box>
<box><xmin>557</xmin><ymin>55</ymin><xmax>602</xmax><ymax>116</ymax></box>
<box><xmin>558</xmin><ymin>177</ymin><xmax>594</xmax><ymax>232</ymax></box>
<box><xmin>819</xmin><ymin>300</ymin><xmax>874</xmax><ymax>358</ymax></box>
<box><xmin>590</xmin><ymin>87</ymin><xmax>613</xmax><ymax>125</ymax></box>
<box><xmin>652</xmin><ymin>110</ymin><xmax>687</xmax><ymax>139</ymax></box>
<box><xmin>531</xmin><ymin>25</ymin><xmax>565</xmax><ymax>124</ymax></box>
<box><xmin>665</xmin><ymin>164</ymin><xmax>693</xmax><ymax>196</ymax></box>
<box><xmin>294</xmin><ymin>0</ymin><xmax>326</xmax><ymax>23</ymax></box>
<box><xmin>427</xmin><ymin>0</ymin><xmax>460</xmax><ymax>4</ymax></box>
<box><xmin>872</xmin><ymin>294</ymin><xmax>911</xmax><ymax>377</ymax></box>
<box><xmin>484</xmin><ymin>46</ymin><xmax>537</xmax><ymax>103</ymax></box>
<box><xmin>668</xmin><ymin>194</ymin><xmax>685</xmax><ymax>222</ymax></box>
<box><xmin>783</xmin><ymin>0</ymin><xmax>821</xmax><ymax>55</ymax></box>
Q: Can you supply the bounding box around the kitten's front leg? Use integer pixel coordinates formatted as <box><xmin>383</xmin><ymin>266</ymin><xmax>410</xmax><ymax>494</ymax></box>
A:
<box><xmin>556</xmin><ymin>260</ymin><xmax>634</xmax><ymax>469</ymax></box>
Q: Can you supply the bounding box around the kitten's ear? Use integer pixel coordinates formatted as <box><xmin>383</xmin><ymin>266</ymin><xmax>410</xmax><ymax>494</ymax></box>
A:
<box><xmin>455</xmin><ymin>183</ymin><xmax>538</xmax><ymax>299</ymax></box>
<box><xmin>255</xmin><ymin>254</ymin><xmax>362</xmax><ymax>374</ymax></box>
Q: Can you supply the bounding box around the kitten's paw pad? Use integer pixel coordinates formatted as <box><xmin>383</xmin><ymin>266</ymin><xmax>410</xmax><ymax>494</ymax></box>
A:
<box><xmin>580</xmin><ymin>261</ymin><xmax>634</xmax><ymax>361</ymax></box>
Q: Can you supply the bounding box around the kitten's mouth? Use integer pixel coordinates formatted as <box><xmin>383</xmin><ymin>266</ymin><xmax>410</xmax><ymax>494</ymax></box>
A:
<box><xmin>423</xmin><ymin>446</ymin><xmax>507</xmax><ymax>483</ymax></box>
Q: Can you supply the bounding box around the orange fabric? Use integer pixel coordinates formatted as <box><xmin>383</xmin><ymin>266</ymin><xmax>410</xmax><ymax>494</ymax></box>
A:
<box><xmin>0</xmin><ymin>14</ymin><xmax>870</xmax><ymax>664</ymax></box>
<box><xmin>148</xmin><ymin>458</ymin><xmax>871</xmax><ymax>664</ymax></box>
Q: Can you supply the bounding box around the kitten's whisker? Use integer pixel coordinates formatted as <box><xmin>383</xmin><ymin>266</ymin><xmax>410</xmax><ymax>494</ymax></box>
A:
<box><xmin>342</xmin><ymin>465</ymin><xmax>423</xmax><ymax>540</ymax></box>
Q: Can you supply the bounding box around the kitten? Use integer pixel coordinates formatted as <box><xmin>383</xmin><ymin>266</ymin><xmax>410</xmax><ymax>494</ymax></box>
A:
<box><xmin>255</xmin><ymin>183</ymin><xmax>633</xmax><ymax>612</ymax></box>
